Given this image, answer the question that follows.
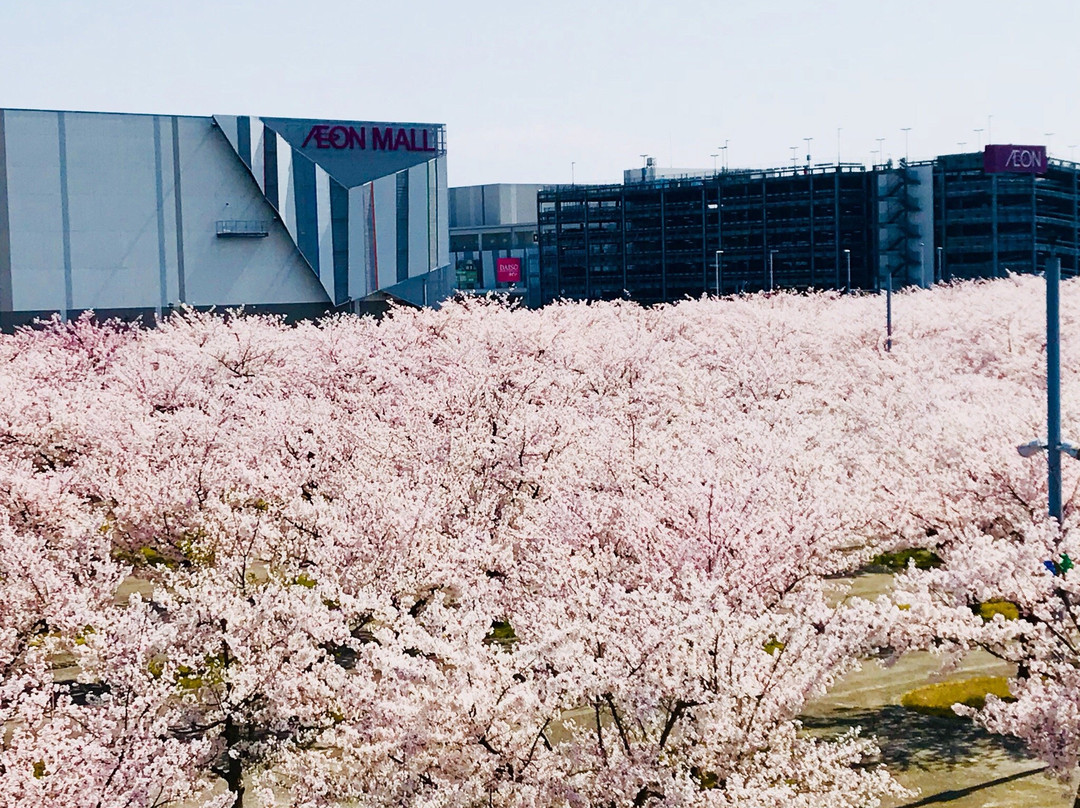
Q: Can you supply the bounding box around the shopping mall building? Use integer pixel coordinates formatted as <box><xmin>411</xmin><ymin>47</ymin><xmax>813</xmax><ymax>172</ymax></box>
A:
<box><xmin>0</xmin><ymin>108</ymin><xmax>451</xmax><ymax>330</ymax></box>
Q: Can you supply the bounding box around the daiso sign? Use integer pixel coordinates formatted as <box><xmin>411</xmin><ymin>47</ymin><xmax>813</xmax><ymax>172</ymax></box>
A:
<box><xmin>301</xmin><ymin>124</ymin><xmax>438</xmax><ymax>153</ymax></box>
<box><xmin>984</xmin><ymin>144</ymin><xmax>1048</xmax><ymax>174</ymax></box>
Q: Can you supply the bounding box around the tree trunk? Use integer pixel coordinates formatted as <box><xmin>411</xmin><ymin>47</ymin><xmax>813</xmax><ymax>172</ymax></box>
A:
<box><xmin>224</xmin><ymin>714</ymin><xmax>244</xmax><ymax>808</ymax></box>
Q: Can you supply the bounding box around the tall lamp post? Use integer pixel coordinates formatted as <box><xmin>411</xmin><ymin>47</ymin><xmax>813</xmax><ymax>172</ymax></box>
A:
<box><xmin>1018</xmin><ymin>255</ymin><xmax>1080</xmax><ymax>521</ymax></box>
<box><xmin>844</xmin><ymin>248</ymin><xmax>851</xmax><ymax>294</ymax></box>
<box><xmin>715</xmin><ymin>250</ymin><xmax>724</xmax><ymax>296</ymax></box>
<box><xmin>885</xmin><ymin>268</ymin><xmax>893</xmax><ymax>352</ymax></box>
<box><xmin>769</xmin><ymin>249</ymin><xmax>778</xmax><ymax>292</ymax></box>
<box><xmin>803</xmin><ymin>137</ymin><xmax>813</xmax><ymax>166</ymax></box>
<box><xmin>901</xmin><ymin>127</ymin><xmax>911</xmax><ymax>162</ymax></box>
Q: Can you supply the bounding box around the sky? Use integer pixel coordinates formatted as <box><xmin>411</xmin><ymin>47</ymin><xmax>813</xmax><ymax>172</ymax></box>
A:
<box><xmin>1</xmin><ymin>0</ymin><xmax>1077</xmax><ymax>187</ymax></box>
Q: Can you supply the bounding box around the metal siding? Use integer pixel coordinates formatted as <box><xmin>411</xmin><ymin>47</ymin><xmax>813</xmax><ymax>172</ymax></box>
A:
<box><xmin>172</xmin><ymin>116</ymin><xmax>328</xmax><ymax>306</ymax></box>
<box><xmin>276</xmin><ymin>135</ymin><xmax>294</xmax><ymax>238</ymax></box>
<box><xmin>0</xmin><ymin>111</ymin><xmax>11</xmax><ymax>315</ymax></box>
<box><xmin>408</xmin><ymin>163</ymin><xmax>428</xmax><ymax>276</ymax></box>
<box><xmin>316</xmin><ymin>165</ymin><xmax>334</xmax><ymax>292</ymax></box>
<box><xmin>171</xmin><ymin>117</ymin><xmax>186</xmax><ymax>303</ymax></box>
<box><xmin>292</xmin><ymin>153</ymin><xmax>319</xmax><ymax>277</ymax></box>
<box><xmin>250</xmin><ymin>118</ymin><xmax>265</xmax><ymax>192</ymax></box>
<box><xmin>436</xmin><ymin>156</ymin><xmax>449</xmax><ymax>267</ymax></box>
<box><xmin>64</xmin><ymin>112</ymin><xmax>160</xmax><ymax>310</ymax></box>
<box><xmin>373</xmin><ymin>173</ymin><xmax>397</xmax><ymax>289</ymax></box>
<box><xmin>6</xmin><ymin>111</ymin><xmax>65</xmax><ymax>312</ymax></box>
<box><xmin>236</xmin><ymin>116</ymin><xmax>250</xmax><ymax>168</ymax></box>
<box><xmin>347</xmin><ymin>184</ymin><xmax>372</xmax><ymax>299</ymax></box>
<box><xmin>330</xmin><ymin>181</ymin><xmax>349</xmax><ymax>305</ymax></box>
<box><xmin>396</xmin><ymin>170</ymin><xmax>409</xmax><ymax>283</ymax></box>
<box><xmin>263</xmin><ymin>129</ymin><xmax>279</xmax><ymax>211</ymax></box>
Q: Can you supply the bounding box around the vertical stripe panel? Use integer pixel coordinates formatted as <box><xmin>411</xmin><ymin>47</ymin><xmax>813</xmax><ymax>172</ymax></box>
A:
<box><xmin>329</xmin><ymin>181</ymin><xmax>349</xmax><ymax>306</ymax></box>
<box><xmin>0</xmin><ymin>110</ymin><xmax>12</xmax><ymax>316</ymax></box>
<box><xmin>292</xmin><ymin>153</ymin><xmax>318</xmax><ymax>275</ymax></box>
<box><xmin>153</xmin><ymin>117</ymin><xmax>168</xmax><ymax>315</ymax></box>
<box><xmin>251</xmin><ymin>118</ymin><xmax>265</xmax><ymax>193</ymax></box>
<box><xmin>277</xmin><ymin>136</ymin><xmax>294</xmax><ymax>238</ymax></box>
<box><xmin>316</xmin><ymin>165</ymin><xmax>333</xmax><ymax>288</ymax></box>
<box><xmin>171</xmin><ymin>117</ymin><xmax>186</xmax><ymax>303</ymax></box>
<box><xmin>237</xmin><ymin>116</ymin><xmax>251</xmax><ymax>168</ymax></box>
<box><xmin>57</xmin><ymin>112</ymin><xmax>73</xmax><ymax>319</ymax></box>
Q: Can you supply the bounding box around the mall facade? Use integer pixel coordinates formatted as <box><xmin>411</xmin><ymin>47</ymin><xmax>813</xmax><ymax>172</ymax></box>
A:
<box><xmin>0</xmin><ymin>108</ymin><xmax>450</xmax><ymax>330</ymax></box>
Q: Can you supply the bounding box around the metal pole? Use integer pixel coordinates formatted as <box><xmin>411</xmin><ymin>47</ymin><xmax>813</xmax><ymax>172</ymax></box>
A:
<box><xmin>845</xmin><ymin>249</ymin><xmax>851</xmax><ymax>293</ymax></box>
<box><xmin>1048</xmin><ymin>254</ymin><xmax>1062</xmax><ymax>521</ymax></box>
<box><xmin>714</xmin><ymin>250</ymin><xmax>721</xmax><ymax>296</ymax></box>
<box><xmin>919</xmin><ymin>241</ymin><xmax>925</xmax><ymax>285</ymax></box>
<box><xmin>886</xmin><ymin>270</ymin><xmax>893</xmax><ymax>352</ymax></box>
<box><xmin>769</xmin><ymin>250</ymin><xmax>776</xmax><ymax>291</ymax></box>
<box><xmin>936</xmin><ymin>246</ymin><xmax>943</xmax><ymax>283</ymax></box>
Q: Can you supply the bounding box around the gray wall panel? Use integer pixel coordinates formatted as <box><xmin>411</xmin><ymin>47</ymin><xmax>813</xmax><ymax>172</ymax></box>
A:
<box><xmin>408</xmin><ymin>162</ymin><xmax>430</xmax><ymax>277</ymax></box>
<box><xmin>5</xmin><ymin>110</ymin><xmax>66</xmax><ymax>311</ymax></box>
<box><xmin>0</xmin><ymin>111</ymin><xmax>11</xmax><ymax>313</ymax></box>
<box><xmin>64</xmin><ymin>111</ymin><xmax>160</xmax><ymax>310</ymax></box>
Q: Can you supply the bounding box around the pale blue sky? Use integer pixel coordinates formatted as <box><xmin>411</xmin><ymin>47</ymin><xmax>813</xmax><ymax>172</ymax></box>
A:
<box><xmin>1</xmin><ymin>0</ymin><xmax>1075</xmax><ymax>186</ymax></box>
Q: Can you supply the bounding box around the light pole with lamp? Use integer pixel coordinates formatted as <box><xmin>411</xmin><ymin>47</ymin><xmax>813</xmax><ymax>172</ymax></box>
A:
<box><xmin>803</xmin><ymin>137</ymin><xmax>813</xmax><ymax>166</ymax></box>
<box><xmin>901</xmin><ymin>127</ymin><xmax>911</xmax><ymax>162</ymax></box>
<box><xmin>1018</xmin><ymin>255</ymin><xmax>1078</xmax><ymax>521</ymax></box>
<box><xmin>720</xmin><ymin>141</ymin><xmax>728</xmax><ymax>172</ymax></box>
<box><xmin>714</xmin><ymin>250</ymin><xmax>724</xmax><ymax>297</ymax></box>
<box><xmin>790</xmin><ymin>146</ymin><xmax>798</xmax><ymax>169</ymax></box>
<box><xmin>919</xmin><ymin>241</ymin><xmax>926</xmax><ymax>284</ymax></box>
<box><xmin>876</xmin><ymin>137</ymin><xmax>886</xmax><ymax>165</ymax></box>
<box><xmin>769</xmin><ymin>249</ymin><xmax>778</xmax><ymax>292</ymax></box>
<box><xmin>711</xmin><ymin>153</ymin><xmax>718</xmax><ymax>174</ymax></box>
<box><xmin>974</xmin><ymin>128</ymin><xmax>984</xmax><ymax>150</ymax></box>
<box><xmin>844</xmin><ymin>248</ymin><xmax>851</xmax><ymax>293</ymax></box>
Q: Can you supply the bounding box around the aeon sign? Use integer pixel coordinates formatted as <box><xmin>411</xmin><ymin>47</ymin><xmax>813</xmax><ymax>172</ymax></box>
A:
<box><xmin>301</xmin><ymin>125</ymin><xmax>438</xmax><ymax>153</ymax></box>
<box><xmin>984</xmin><ymin>144</ymin><xmax>1048</xmax><ymax>174</ymax></box>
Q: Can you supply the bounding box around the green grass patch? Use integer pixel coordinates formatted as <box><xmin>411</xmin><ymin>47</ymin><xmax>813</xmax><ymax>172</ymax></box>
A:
<box><xmin>977</xmin><ymin>600</ymin><xmax>1019</xmax><ymax>621</ymax></box>
<box><xmin>871</xmin><ymin>548</ymin><xmax>943</xmax><ymax>571</ymax></box>
<box><xmin>901</xmin><ymin>676</ymin><xmax>1013</xmax><ymax>718</ymax></box>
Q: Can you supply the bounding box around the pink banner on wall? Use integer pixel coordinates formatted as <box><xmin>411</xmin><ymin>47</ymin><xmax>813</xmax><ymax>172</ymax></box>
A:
<box><xmin>496</xmin><ymin>257</ymin><xmax>521</xmax><ymax>283</ymax></box>
<box><xmin>984</xmin><ymin>145</ymin><xmax>1047</xmax><ymax>174</ymax></box>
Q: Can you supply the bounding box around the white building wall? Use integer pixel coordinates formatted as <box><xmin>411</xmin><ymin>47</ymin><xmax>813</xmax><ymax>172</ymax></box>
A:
<box><xmin>64</xmin><ymin>112</ymin><xmax>162</xmax><ymax>310</ymax></box>
<box><xmin>174</xmin><ymin>117</ymin><xmax>327</xmax><ymax>306</ymax></box>
<box><xmin>5</xmin><ymin>111</ymin><xmax>66</xmax><ymax>312</ymax></box>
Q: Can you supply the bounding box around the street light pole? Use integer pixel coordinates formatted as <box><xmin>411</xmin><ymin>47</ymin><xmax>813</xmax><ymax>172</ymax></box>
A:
<box><xmin>901</xmin><ymin>127</ymin><xmax>911</xmax><ymax>162</ymax></box>
<box><xmin>790</xmin><ymin>146</ymin><xmax>798</xmax><ymax>169</ymax></box>
<box><xmin>711</xmin><ymin>153</ymin><xmax>718</xmax><ymax>173</ymax></box>
<box><xmin>876</xmin><ymin>137</ymin><xmax>886</xmax><ymax>165</ymax></box>
<box><xmin>844</xmin><ymin>248</ymin><xmax>851</xmax><ymax>293</ymax></box>
<box><xmin>1049</xmin><ymin>253</ymin><xmax>1063</xmax><ymax>519</ymax></box>
<box><xmin>1018</xmin><ymin>255</ymin><xmax>1079</xmax><ymax>522</ymax></box>
<box><xmin>803</xmin><ymin>137</ymin><xmax>813</xmax><ymax>166</ymax></box>
<box><xmin>919</xmin><ymin>241</ymin><xmax>926</xmax><ymax>284</ymax></box>
<box><xmin>769</xmin><ymin>249</ymin><xmax>777</xmax><ymax>292</ymax></box>
<box><xmin>886</xmin><ymin>269</ymin><xmax>893</xmax><ymax>352</ymax></box>
<box><xmin>715</xmin><ymin>250</ymin><xmax>724</xmax><ymax>296</ymax></box>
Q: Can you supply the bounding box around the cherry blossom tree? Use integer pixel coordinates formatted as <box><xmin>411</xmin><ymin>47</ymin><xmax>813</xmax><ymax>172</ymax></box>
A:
<box><xmin>15</xmin><ymin>272</ymin><xmax>1080</xmax><ymax>807</ymax></box>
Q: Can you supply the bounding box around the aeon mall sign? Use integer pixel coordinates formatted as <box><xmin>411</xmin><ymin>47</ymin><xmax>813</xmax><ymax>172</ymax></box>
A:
<box><xmin>984</xmin><ymin>144</ymin><xmax>1048</xmax><ymax>174</ymax></box>
<box><xmin>301</xmin><ymin>124</ymin><xmax>438</xmax><ymax>153</ymax></box>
